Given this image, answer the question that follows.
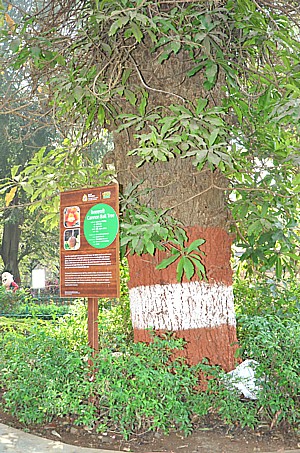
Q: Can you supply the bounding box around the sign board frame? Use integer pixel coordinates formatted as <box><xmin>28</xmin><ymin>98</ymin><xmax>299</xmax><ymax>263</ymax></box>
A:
<box><xmin>60</xmin><ymin>184</ymin><xmax>120</xmax><ymax>299</ymax></box>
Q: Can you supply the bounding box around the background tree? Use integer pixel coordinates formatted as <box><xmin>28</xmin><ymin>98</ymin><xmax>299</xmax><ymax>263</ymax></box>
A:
<box><xmin>0</xmin><ymin>0</ymin><xmax>299</xmax><ymax>369</ymax></box>
<box><xmin>0</xmin><ymin>65</ymin><xmax>56</xmax><ymax>282</ymax></box>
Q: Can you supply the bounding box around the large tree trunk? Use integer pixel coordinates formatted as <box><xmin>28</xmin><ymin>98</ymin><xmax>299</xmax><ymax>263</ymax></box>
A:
<box><xmin>127</xmin><ymin>227</ymin><xmax>236</xmax><ymax>370</ymax></box>
<box><xmin>111</xmin><ymin>40</ymin><xmax>238</xmax><ymax>371</ymax></box>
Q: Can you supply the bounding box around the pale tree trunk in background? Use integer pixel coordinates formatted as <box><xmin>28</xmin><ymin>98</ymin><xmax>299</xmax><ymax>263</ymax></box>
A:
<box><xmin>110</xmin><ymin>42</ymin><xmax>238</xmax><ymax>371</ymax></box>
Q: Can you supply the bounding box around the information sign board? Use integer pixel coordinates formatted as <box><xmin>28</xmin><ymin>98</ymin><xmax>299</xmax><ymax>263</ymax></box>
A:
<box><xmin>60</xmin><ymin>184</ymin><xmax>120</xmax><ymax>298</ymax></box>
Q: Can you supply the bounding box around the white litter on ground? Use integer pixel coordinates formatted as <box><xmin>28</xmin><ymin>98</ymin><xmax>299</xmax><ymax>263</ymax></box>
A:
<box><xmin>225</xmin><ymin>359</ymin><xmax>260</xmax><ymax>400</ymax></box>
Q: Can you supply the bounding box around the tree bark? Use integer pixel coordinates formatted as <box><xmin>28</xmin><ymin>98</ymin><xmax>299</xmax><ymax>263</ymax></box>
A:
<box><xmin>0</xmin><ymin>204</ymin><xmax>22</xmax><ymax>284</ymax></box>
<box><xmin>110</xmin><ymin>41</ymin><xmax>238</xmax><ymax>371</ymax></box>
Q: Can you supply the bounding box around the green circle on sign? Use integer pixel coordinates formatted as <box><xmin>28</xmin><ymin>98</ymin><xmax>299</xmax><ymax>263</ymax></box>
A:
<box><xmin>84</xmin><ymin>203</ymin><xmax>118</xmax><ymax>249</ymax></box>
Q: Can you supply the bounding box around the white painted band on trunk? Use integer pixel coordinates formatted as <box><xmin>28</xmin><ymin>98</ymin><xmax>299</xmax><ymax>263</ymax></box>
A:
<box><xmin>129</xmin><ymin>281</ymin><xmax>236</xmax><ymax>331</ymax></box>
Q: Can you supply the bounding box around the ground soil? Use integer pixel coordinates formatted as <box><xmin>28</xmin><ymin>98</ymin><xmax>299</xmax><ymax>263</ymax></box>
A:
<box><xmin>0</xmin><ymin>408</ymin><xmax>299</xmax><ymax>452</ymax></box>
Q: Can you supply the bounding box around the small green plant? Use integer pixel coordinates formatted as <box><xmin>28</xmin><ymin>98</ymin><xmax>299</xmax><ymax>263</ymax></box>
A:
<box><xmin>156</xmin><ymin>238</ymin><xmax>206</xmax><ymax>281</ymax></box>
<box><xmin>0</xmin><ymin>323</ymin><xmax>93</xmax><ymax>424</ymax></box>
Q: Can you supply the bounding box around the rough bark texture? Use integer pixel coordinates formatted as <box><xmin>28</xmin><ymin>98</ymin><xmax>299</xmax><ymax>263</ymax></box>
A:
<box><xmin>109</xmin><ymin>40</ymin><xmax>238</xmax><ymax>370</ymax></box>
<box><xmin>0</xmin><ymin>201</ymin><xmax>22</xmax><ymax>284</ymax></box>
<box><xmin>0</xmin><ymin>218</ymin><xmax>21</xmax><ymax>284</ymax></box>
<box><xmin>127</xmin><ymin>227</ymin><xmax>238</xmax><ymax>371</ymax></box>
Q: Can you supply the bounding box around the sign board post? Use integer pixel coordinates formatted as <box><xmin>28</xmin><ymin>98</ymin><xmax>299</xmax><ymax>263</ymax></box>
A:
<box><xmin>60</xmin><ymin>184</ymin><xmax>120</xmax><ymax>356</ymax></box>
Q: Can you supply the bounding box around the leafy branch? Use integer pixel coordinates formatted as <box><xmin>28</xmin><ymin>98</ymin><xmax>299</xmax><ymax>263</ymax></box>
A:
<box><xmin>120</xmin><ymin>181</ymin><xmax>206</xmax><ymax>282</ymax></box>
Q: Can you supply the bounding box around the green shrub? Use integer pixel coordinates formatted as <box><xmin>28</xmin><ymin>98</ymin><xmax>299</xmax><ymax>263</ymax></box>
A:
<box><xmin>0</xmin><ymin>273</ymin><xmax>299</xmax><ymax>435</ymax></box>
<box><xmin>211</xmin><ymin>277</ymin><xmax>300</xmax><ymax>429</ymax></box>
<box><xmin>233</xmin><ymin>277</ymin><xmax>300</xmax><ymax>318</ymax></box>
<box><xmin>0</xmin><ymin>286</ymin><xmax>72</xmax><ymax>318</ymax></box>
<box><xmin>0</xmin><ymin>287</ymin><xmax>30</xmax><ymax>315</ymax></box>
<box><xmin>237</xmin><ymin>313</ymin><xmax>300</xmax><ymax>427</ymax></box>
<box><xmin>0</xmin><ymin>323</ymin><xmax>93</xmax><ymax>424</ymax></box>
<box><xmin>0</xmin><ymin>326</ymin><xmax>210</xmax><ymax>434</ymax></box>
<box><xmin>89</xmin><ymin>335</ymin><xmax>211</xmax><ymax>438</ymax></box>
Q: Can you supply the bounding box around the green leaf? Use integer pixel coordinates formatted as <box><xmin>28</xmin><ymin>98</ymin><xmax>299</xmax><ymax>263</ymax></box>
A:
<box><xmin>176</xmin><ymin>258</ymin><xmax>184</xmax><ymax>282</ymax></box>
<box><xmin>138</xmin><ymin>94</ymin><xmax>148</xmax><ymax>116</ymax></box>
<box><xmin>196</xmin><ymin>262</ymin><xmax>207</xmax><ymax>280</ymax></box>
<box><xmin>21</xmin><ymin>182</ymin><xmax>34</xmax><ymax>195</ymax></box>
<box><xmin>170</xmin><ymin>41</ymin><xmax>181</xmax><ymax>54</ymax></box>
<box><xmin>208</xmin><ymin>129</ymin><xmax>219</xmax><ymax>146</ymax></box>
<box><xmin>187</xmin><ymin>238</ymin><xmax>205</xmax><ymax>253</ymax></box>
<box><xmin>183</xmin><ymin>257</ymin><xmax>194</xmax><ymax>280</ymax></box>
<box><xmin>261</xmin><ymin>202</ymin><xmax>269</xmax><ymax>217</ymax></box>
<box><xmin>292</xmin><ymin>173</ymin><xmax>300</xmax><ymax>186</ymax></box>
<box><xmin>124</xmin><ymin>89</ymin><xmax>137</xmax><ymax>106</ymax></box>
<box><xmin>275</xmin><ymin>257</ymin><xmax>283</xmax><ymax>279</ymax></box>
<box><xmin>108</xmin><ymin>16</ymin><xmax>129</xmax><ymax>36</ymax></box>
<box><xmin>131</xmin><ymin>22</ymin><xmax>143</xmax><ymax>42</ymax></box>
<box><xmin>205</xmin><ymin>61</ymin><xmax>218</xmax><ymax>83</ymax></box>
<box><xmin>30</xmin><ymin>46</ymin><xmax>41</xmax><ymax>58</ymax></box>
<box><xmin>10</xmin><ymin>38</ymin><xmax>21</xmax><ymax>52</ymax></box>
<box><xmin>122</xmin><ymin>68</ymin><xmax>132</xmax><ymax>85</ymax></box>
<box><xmin>98</xmin><ymin>105</ymin><xmax>105</xmax><ymax>125</ymax></box>
<box><xmin>156</xmin><ymin>252</ymin><xmax>180</xmax><ymax>270</ymax></box>
<box><xmin>11</xmin><ymin>165</ymin><xmax>20</xmax><ymax>179</ymax></box>
<box><xmin>196</xmin><ymin>98</ymin><xmax>208</xmax><ymax>114</ymax></box>
<box><xmin>192</xmin><ymin>259</ymin><xmax>206</xmax><ymax>280</ymax></box>
<box><xmin>247</xmin><ymin>219</ymin><xmax>262</xmax><ymax>236</ymax></box>
<box><xmin>145</xmin><ymin>241</ymin><xmax>155</xmax><ymax>255</ymax></box>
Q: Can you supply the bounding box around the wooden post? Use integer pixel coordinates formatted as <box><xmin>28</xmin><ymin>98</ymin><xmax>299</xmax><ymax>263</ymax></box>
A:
<box><xmin>88</xmin><ymin>298</ymin><xmax>99</xmax><ymax>362</ymax></box>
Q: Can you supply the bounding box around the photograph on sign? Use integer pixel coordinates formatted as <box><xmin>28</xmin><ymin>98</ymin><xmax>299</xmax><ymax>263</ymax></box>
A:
<box><xmin>64</xmin><ymin>206</ymin><xmax>80</xmax><ymax>228</ymax></box>
<box><xmin>64</xmin><ymin>229</ymin><xmax>80</xmax><ymax>250</ymax></box>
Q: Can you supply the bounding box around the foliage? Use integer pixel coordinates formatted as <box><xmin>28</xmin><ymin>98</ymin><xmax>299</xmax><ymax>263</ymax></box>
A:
<box><xmin>0</xmin><ymin>323</ymin><xmax>93</xmax><ymax>424</ymax></box>
<box><xmin>0</xmin><ymin>0</ymin><xmax>298</xmax><ymax>277</ymax></box>
<box><xmin>120</xmin><ymin>183</ymin><xmax>206</xmax><ymax>281</ymax></box>
<box><xmin>233</xmin><ymin>276</ymin><xmax>300</xmax><ymax>318</ymax></box>
<box><xmin>90</xmin><ymin>336</ymin><xmax>210</xmax><ymax>438</ymax></box>
<box><xmin>0</xmin><ymin>287</ymin><xmax>29</xmax><ymax>314</ymax></box>
<box><xmin>231</xmin><ymin>277</ymin><xmax>300</xmax><ymax>427</ymax></box>
<box><xmin>236</xmin><ymin>313</ymin><xmax>300</xmax><ymax>427</ymax></box>
<box><xmin>0</xmin><ymin>286</ymin><xmax>70</xmax><ymax>317</ymax></box>
<box><xmin>0</xmin><ymin>278</ymin><xmax>299</xmax><ymax>434</ymax></box>
<box><xmin>0</xmin><ymin>320</ymin><xmax>208</xmax><ymax>434</ymax></box>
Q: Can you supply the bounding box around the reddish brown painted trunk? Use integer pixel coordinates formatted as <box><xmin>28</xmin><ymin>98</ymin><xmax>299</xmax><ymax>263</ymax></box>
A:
<box><xmin>107</xmin><ymin>40</ymin><xmax>238</xmax><ymax>371</ymax></box>
<box><xmin>127</xmin><ymin>227</ymin><xmax>238</xmax><ymax>371</ymax></box>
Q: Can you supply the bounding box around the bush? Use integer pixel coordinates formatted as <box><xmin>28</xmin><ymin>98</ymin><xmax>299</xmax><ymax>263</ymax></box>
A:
<box><xmin>0</xmin><ymin>323</ymin><xmax>209</xmax><ymax>435</ymax></box>
<box><xmin>233</xmin><ymin>277</ymin><xmax>300</xmax><ymax>318</ymax></box>
<box><xmin>230</xmin><ymin>277</ymin><xmax>300</xmax><ymax>428</ymax></box>
<box><xmin>0</xmin><ymin>274</ymin><xmax>299</xmax><ymax>435</ymax></box>
<box><xmin>89</xmin><ymin>336</ymin><xmax>210</xmax><ymax>438</ymax></box>
<box><xmin>236</xmin><ymin>313</ymin><xmax>300</xmax><ymax>427</ymax></box>
<box><xmin>0</xmin><ymin>287</ymin><xmax>30</xmax><ymax>315</ymax></box>
<box><xmin>0</xmin><ymin>323</ymin><xmax>93</xmax><ymax>424</ymax></box>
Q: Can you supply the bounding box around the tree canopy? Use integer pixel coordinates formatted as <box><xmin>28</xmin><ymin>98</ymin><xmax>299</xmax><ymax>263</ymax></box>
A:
<box><xmin>0</xmin><ymin>0</ymin><xmax>299</xmax><ymax>279</ymax></box>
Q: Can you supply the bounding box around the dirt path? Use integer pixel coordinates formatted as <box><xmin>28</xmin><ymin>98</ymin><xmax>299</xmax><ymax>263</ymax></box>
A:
<box><xmin>0</xmin><ymin>410</ymin><xmax>299</xmax><ymax>452</ymax></box>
